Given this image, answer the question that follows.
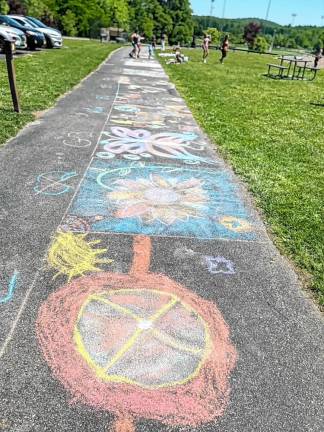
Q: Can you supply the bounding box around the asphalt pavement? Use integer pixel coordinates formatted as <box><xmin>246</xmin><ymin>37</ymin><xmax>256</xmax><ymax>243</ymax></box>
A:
<box><xmin>0</xmin><ymin>47</ymin><xmax>323</xmax><ymax>432</ymax></box>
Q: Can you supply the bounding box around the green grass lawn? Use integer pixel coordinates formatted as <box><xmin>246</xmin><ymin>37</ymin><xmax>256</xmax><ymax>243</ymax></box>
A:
<box><xmin>161</xmin><ymin>49</ymin><xmax>324</xmax><ymax>306</ymax></box>
<box><xmin>0</xmin><ymin>39</ymin><xmax>118</xmax><ymax>148</ymax></box>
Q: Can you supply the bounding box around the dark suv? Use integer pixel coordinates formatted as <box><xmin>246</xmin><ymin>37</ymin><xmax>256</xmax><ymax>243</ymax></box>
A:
<box><xmin>0</xmin><ymin>15</ymin><xmax>44</xmax><ymax>50</ymax></box>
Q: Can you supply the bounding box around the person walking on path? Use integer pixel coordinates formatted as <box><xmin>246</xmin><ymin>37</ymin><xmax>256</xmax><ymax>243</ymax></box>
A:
<box><xmin>202</xmin><ymin>34</ymin><xmax>211</xmax><ymax>63</ymax></box>
<box><xmin>129</xmin><ymin>31</ymin><xmax>139</xmax><ymax>58</ymax></box>
<box><xmin>148</xmin><ymin>41</ymin><xmax>154</xmax><ymax>60</ymax></box>
<box><xmin>136</xmin><ymin>35</ymin><xmax>143</xmax><ymax>58</ymax></box>
<box><xmin>220</xmin><ymin>34</ymin><xmax>230</xmax><ymax>64</ymax></box>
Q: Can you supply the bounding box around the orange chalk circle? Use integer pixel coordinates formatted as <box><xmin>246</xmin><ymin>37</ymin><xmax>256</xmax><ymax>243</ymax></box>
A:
<box><xmin>220</xmin><ymin>216</ymin><xmax>253</xmax><ymax>233</ymax></box>
<box><xmin>37</xmin><ymin>272</ymin><xmax>237</xmax><ymax>427</ymax></box>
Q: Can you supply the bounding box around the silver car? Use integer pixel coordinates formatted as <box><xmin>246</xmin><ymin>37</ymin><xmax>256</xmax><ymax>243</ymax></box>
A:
<box><xmin>0</xmin><ymin>24</ymin><xmax>27</xmax><ymax>52</ymax></box>
<box><xmin>9</xmin><ymin>15</ymin><xmax>62</xmax><ymax>48</ymax></box>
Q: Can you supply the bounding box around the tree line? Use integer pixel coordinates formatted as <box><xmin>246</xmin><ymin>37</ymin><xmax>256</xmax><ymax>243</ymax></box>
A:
<box><xmin>0</xmin><ymin>0</ymin><xmax>194</xmax><ymax>45</ymax></box>
<box><xmin>194</xmin><ymin>16</ymin><xmax>324</xmax><ymax>52</ymax></box>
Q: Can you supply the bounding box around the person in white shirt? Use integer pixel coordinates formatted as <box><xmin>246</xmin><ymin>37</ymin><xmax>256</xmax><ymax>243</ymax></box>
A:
<box><xmin>202</xmin><ymin>34</ymin><xmax>211</xmax><ymax>64</ymax></box>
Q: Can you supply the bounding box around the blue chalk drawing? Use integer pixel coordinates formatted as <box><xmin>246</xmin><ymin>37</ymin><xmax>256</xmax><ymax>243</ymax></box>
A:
<box><xmin>96</xmin><ymin>95</ymin><xmax>111</xmax><ymax>100</ymax></box>
<box><xmin>85</xmin><ymin>107</ymin><xmax>105</xmax><ymax>114</ymax></box>
<box><xmin>65</xmin><ymin>160</ymin><xmax>256</xmax><ymax>240</ymax></box>
<box><xmin>34</xmin><ymin>171</ymin><xmax>78</xmax><ymax>196</ymax></box>
<box><xmin>205</xmin><ymin>256</ymin><xmax>235</xmax><ymax>275</ymax></box>
<box><xmin>0</xmin><ymin>271</ymin><xmax>19</xmax><ymax>304</ymax></box>
<box><xmin>114</xmin><ymin>105</ymin><xmax>141</xmax><ymax>113</ymax></box>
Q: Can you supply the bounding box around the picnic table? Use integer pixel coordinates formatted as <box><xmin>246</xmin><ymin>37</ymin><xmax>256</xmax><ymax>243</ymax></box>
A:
<box><xmin>267</xmin><ymin>56</ymin><xmax>319</xmax><ymax>81</ymax></box>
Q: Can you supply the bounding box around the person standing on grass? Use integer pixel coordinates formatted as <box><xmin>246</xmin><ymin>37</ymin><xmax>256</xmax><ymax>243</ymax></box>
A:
<box><xmin>220</xmin><ymin>34</ymin><xmax>229</xmax><ymax>64</ymax></box>
<box><xmin>202</xmin><ymin>34</ymin><xmax>211</xmax><ymax>63</ymax></box>
<box><xmin>161</xmin><ymin>33</ymin><xmax>166</xmax><ymax>51</ymax></box>
<box><xmin>129</xmin><ymin>31</ymin><xmax>139</xmax><ymax>58</ymax></box>
<box><xmin>314</xmin><ymin>47</ymin><xmax>322</xmax><ymax>68</ymax></box>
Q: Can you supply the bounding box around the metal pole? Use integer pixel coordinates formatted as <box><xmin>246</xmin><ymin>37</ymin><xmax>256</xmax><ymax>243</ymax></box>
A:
<box><xmin>4</xmin><ymin>40</ymin><xmax>20</xmax><ymax>113</ymax></box>
<box><xmin>222</xmin><ymin>0</ymin><xmax>227</xmax><ymax>18</ymax></box>
<box><xmin>265</xmin><ymin>0</ymin><xmax>272</xmax><ymax>20</ymax></box>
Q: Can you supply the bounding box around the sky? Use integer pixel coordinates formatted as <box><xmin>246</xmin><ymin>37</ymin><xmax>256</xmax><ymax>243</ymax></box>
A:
<box><xmin>190</xmin><ymin>0</ymin><xmax>324</xmax><ymax>26</ymax></box>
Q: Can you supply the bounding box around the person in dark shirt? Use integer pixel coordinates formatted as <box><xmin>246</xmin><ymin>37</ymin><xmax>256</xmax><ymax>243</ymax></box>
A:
<box><xmin>220</xmin><ymin>35</ymin><xmax>229</xmax><ymax>64</ymax></box>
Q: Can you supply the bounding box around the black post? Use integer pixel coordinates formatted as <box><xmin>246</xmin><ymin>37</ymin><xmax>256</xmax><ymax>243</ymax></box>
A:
<box><xmin>4</xmin><ymin>40</ymin><xmax>21</xmax><ymax>113</ymax></box>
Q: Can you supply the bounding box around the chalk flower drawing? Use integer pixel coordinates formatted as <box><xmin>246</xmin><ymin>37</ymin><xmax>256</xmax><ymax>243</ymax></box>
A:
<box><xmin>107</xmin><ymin>174</ymin><xmax>208</xmax><ymax>225</ymax></box>
<box><xmin>48</xmin><ymin>232</ymin><xmax>113</xmax><ymax>281</ymax></box>
<box><xmin>100</xmin><ymin>126</ymin><xmax>209</xmax><ymax>163</ymax></box>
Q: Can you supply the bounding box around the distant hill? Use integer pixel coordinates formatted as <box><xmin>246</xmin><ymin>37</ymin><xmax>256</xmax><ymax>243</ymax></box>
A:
<box><xmin>193</xmin><ymin>15</ymin><xmax>324</xmax><ymax>50</ymax></box>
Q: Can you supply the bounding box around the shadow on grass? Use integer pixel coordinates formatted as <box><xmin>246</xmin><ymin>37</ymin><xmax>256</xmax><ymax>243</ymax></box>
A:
<box><xmin>310</xmin><ymin>102</ymin><xmax>324</xmax><ymax>107</ymax></box>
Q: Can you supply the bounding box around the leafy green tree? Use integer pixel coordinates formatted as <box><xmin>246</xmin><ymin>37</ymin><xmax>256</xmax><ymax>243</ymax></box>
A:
<box><xmin>104</xmin><ymin>0</ymin><xmax>129</xmax><ymax>29</ymax></box>
<box><xmin>254</xmin><ymin>35</ymin><xmax>269</xmax><ymax>52</ymax></box>
<box><xmin>205</xmin><ymin>27</ymin><xmax>220</xmax><ymax>45</ymax></box>
<box><xmin>61</xmin><ymin>9</ymin><xmax>77</xmax><ymax>36</ymax></box>
<box><xmin>166</xmin><ymin>0</ymin><xmax>193</xmax><ymax>45</ymax></box>
<box><xmin>0</xmin><ymin>0</ymin><xmax>9</xmax><ymax>14</ymax></box>
<box><xmin>23</xmin><ymin>0</ymin><xmax>47</xmax><ymax>17</ymax></box>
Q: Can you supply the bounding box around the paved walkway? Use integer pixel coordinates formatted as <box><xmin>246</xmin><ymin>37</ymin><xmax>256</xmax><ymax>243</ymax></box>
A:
<box><xmin>0</xmin><ymin>48</ymin><xmax>323</xmax><ymax>432</ymax></box>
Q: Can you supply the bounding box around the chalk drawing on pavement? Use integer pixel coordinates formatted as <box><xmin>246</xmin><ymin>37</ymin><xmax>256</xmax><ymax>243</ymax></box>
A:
<box><xmin>204</xmin><ymin>256</ymin><xmax>235</xmax><ymax>275</ymax></box>
<box><xmin>63</xmin><ymin>132</ymin><xmax>93</xmax><ymax>149</ymax></box>
<box><xmin>124</xmin><ymin>59</ymin><xmax>163</xmax><ymax>69</ymax></box>
<box><xmin>64</xmin><ymin>160</ymin><xmax>255</xmax><ymax>240</ymax></box>
<box><xmin>122</xmin><ymin>68</ymin><xmax>166</xmax><ymax>79</ymax></box>
<box><xmin>96</xmin><ymin>95</ymin><xmax>111</xmax><ymax>101</ymax></box>
<box><xmin>98</xmin><ymin>127</ymin><xmax>213</xmax><ymax>164</ymax></box>
<box><xmin>114</xmin><ymin>105</ymin><xmax>141</xmax><ymax>114</ymax></box>
<box><xmin>127</xmin><ymin>84</ymin><xmax>168</xmax><ymax>94</ymax></box>
<box><xmin>174</xmin><ymin>247</ymin><xmax>236</xmax><ymax>276</ymax></box>
<box><xmin>0</xmin><ymin>271</ymin><xmax>19</xmax><ymax>304</ymax></box>
<box><xmin>48</xmin><ymin>232</ymin><xmax>113</xmax><ymax>282</ymax></box>
<box><xmin>34</xmin><ymin>171</ymin><xmax>78</xmax><ymax>196</ymax></box>
<box><xmin>37</xmin><ymin>236</ymin><xmax>237</xmax><ymax>431</ymax></box>
<box><xmin>219</xmin><ymin>216</ymin><xmax>253</xmax><ymax>233</ymax></box>
<box><xmin>85</xmin><ymin>107</ymin><xmax>106</xmax><ymax>114</ymax></box>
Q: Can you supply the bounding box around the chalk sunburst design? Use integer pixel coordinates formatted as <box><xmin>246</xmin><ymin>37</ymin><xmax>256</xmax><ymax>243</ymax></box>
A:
<box><xmin>107</xmin><ymin>174</ymin><xmax>209</xmax><ymax>225</ymax></box>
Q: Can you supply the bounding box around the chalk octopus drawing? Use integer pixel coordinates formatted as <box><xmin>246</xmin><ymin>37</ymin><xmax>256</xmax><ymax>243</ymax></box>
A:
<box><xmin>37</xmin><ymin>236</ymin><xmax>237</xmax><ymax>431</ymax></box>
<box><xmin>65</xmin><ymin>160</ymin><xmax>255</xmax><ymax>240</ymax></box>
<box><xmin>98</xmin><ymin>127</ymin><xmax>213</xmax><ymax>164</ymax></box>
<box><xmin>34</xmin><ymin>171</ymin><xmax>78</xmax><ymax>196</ymax></box>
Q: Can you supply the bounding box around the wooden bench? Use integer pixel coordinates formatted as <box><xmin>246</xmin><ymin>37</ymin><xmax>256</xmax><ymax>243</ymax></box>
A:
<box><xmin>267</xmin><ymin>63</ymin><xmax>288</xmax><ymax>78</ymax></box>
<box><xmin>296</xmin><ymin>65</ymin><xmax>320</xmax><ymax>81</ymax></box>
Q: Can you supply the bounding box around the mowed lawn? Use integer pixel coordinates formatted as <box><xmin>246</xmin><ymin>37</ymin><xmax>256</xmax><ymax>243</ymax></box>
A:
<box><xmin>162</xmin><ymin>49</ymin><xmax>324</xmax><ymax>305</ymax></box>
<box><xmin>0</xmin><ymin>39</ymin><xmax>118</xmax><ymax>147</ymax></box>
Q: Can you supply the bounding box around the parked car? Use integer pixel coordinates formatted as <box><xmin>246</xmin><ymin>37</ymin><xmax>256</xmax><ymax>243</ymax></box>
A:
<box><xmin>0</xmin><ymin>15</ymin><xmax>44</xmax><ymax>50</ymax></box>
<box><xmin>0</xmin><ymin>24</ymin><xmax>27</xmax><ymax>52</ymax></box>
<box><xmin>10</xmin><ymin>15</ymin><xmax>62</xmax><ymax>49</ymax></box>
<box><xmin>0</xmin><ymin>27</ymin><xmax>12</xmax><ymax>53</ymax></box>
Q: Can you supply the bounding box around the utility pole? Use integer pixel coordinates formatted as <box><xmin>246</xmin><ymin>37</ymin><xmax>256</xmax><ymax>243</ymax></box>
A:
<box><xmin>209</xmin><ymin>0</ymin><xmax>216</xmax><ymax>28</ymax></box>
<box><xmin>265</xmin><ymin>0</ymin><xmax>272</xmax><ymax>21</ymax></box>
<box><xmin>210</xmin><ymin>0</ymin><xmax>216</xmax><ymax>17</ymax></box>
<box><xmin>222</xmin><ymin>0</ymin><xmax>227</xmax><ymax>19</ymax></box>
